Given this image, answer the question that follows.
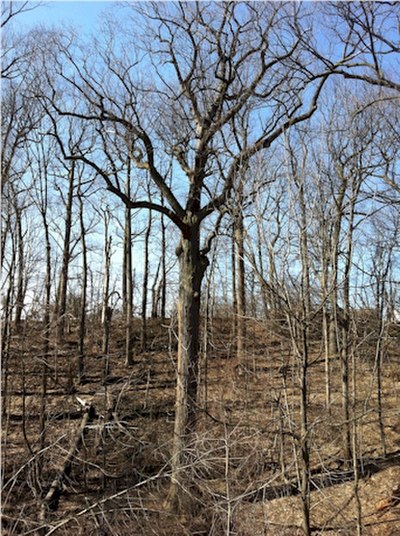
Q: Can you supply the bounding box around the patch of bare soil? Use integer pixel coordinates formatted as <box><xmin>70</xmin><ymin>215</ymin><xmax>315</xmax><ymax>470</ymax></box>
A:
<box><xmin>236</xmin><ymin>465</ymin><xmax>400</xmax><ymax>536</ymax></box>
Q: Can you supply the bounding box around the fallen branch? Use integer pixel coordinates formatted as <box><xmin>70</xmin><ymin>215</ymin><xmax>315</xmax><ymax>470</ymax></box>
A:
<box><xmin>27</xmin><ymin>463</ymin><xmax>170</xmax><ymax>536</ymax></box>
<box><xmin>39</xmin><ymin>403</ymin><xmax>96</xmax><ymax>531</ymax></box>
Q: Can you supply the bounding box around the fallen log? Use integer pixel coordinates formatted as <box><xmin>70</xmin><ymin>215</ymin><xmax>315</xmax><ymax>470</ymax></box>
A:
<box><xmin>39</xmin><ymin>402</ymin><xmax>96</xmax><ymax>532</ymax></box>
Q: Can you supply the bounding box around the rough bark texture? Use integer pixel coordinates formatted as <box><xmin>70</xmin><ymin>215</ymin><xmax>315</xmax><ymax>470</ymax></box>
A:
<box><xmin>166</xmin><ymin>227</ymin><xmax>208</xmax><ymax>511</ymax></box>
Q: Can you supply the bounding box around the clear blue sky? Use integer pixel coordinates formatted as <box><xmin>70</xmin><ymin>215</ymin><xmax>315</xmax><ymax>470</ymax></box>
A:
<box><xmin>12</xmin><ymin>1</ymin><xmax>117</xmax><ymax>34</ymax></box>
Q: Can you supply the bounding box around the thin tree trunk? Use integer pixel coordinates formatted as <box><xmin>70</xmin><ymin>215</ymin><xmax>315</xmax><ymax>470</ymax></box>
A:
<box><xmin>256</xmin><ymin>222</ymin><xmax>269</xmax><ymax>319</ymax></box>
<box><xmin>320</xmin><ymin>252</ymin><xmax>331</xmax><ymax>412</ymax></box>
<box><xmin>101</xmin><ymin>212</ymin><xmax>112</xmax><ymax>379</ymax></box>
<box><xmin>54</xmin><ymin>161</ymin><xmax>75</xmax><ymax>342</ymax></box>
<box><xmin>340</xmin><ymin>178</ymin><xmax>360</xmax><ymax>462</ymax></box>
<box><xmin>14</xmin><ymin>204</ymin><xmax>25</xmax><ymax>332</ymax></box>
<box><xmin>39</xmin><ymin>211</ymin><xmax>51</xmax><ymax>452</ymax></box>
<box><xmin>375</xmin><ymin>277</ymin><xmax>387</xmax><ymax>456</ymax></box>
<box><xmin>0</xmin><ymin>199</ymin><xmax>11</xmax><ymax>269</ymax></box>
<box><xmin>329</xmin><ymin>181</ymin><xmax>347</xmax><ymax>357</ymax></box>
<box><xmin>298</xmin><ymin>180</ymin><xmax>311</xmax><ymax>536</ymax></box>
<box><xmin>268</xmin><ymin>246</ymin><xmax>278</xmax><ymax>314</ymax></box>
<box><xmin>235</xmin><ymin>203</ymin><xmax>246</xmax><ymax>364</ymax></box>
<box><xmin>77</xmin><ymin>187</ymin><xmax>87</xmax><ymax>382</ymax></box>
<box><xmin>160</xmin><ymin>208</ymin><xmax>167</xmax><ymax>320</ymax></box>
<box><xmin>1</xmin><ymin>235</ymin><xmax>16</xmax><ymax>420</ymax></box>
<box><xmin>124</xmin><ymin>159</ymin><xmax>134</xmax><ymax>366</ymax></box>
<box><xmin>141</xmin><ymin>209</ymin><xmax>152</xmax><ymax>351</ymax></box>
<box><xmin>231</xmin><ymin>231</ymin><xmax>237</xmax><ymax>341</ymax></box>
<box><xmin>151</xmin><ymin>259</ymin><xmax>161</xmax><ymax>318</ymax></box>
<box><xmin>351</xmin><ymin>345</ymin><xmax>363</xmax><ymax>535</ymax></box>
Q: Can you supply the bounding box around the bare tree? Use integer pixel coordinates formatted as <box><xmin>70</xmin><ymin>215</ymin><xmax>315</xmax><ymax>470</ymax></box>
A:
<box><xmin>1</xmin><ymin>1</ymin><xmax>42</xmax><ymax>30</ymax></box>
<box><xmin>327</xmin><ymin>2</ymin><xmax>400</xmax><ymax>93</ymax></box>
<box><xmin>40</xmin><ymin>1</ymin><xmax>336</xmax><ymax>510</ymax></box>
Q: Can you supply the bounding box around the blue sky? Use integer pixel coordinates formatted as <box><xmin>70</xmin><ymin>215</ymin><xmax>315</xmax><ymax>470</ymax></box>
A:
<box><xmin>12</xmin><ymin>1</ymin><xmax>117</xmax><ymax>34</ymax></box>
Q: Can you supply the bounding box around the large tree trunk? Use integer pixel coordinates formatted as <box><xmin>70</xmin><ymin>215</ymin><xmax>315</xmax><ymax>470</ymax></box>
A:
<box><xmin>166</xmin><ymin>226</ymin><xmax>208</xmax><ymax>511</ymax></box>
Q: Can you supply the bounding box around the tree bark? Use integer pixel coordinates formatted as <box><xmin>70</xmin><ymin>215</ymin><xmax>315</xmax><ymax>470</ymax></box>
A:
<box><xmin>340</xmin><ymin>175</ymin><xmax>361</xmax><ymax>463</ymax></box>
<box><xmin>141</xmin><ymin>209</ymin><xmax>152</xmax><ymax>351</ymax></box>
<box><xmin>54</xmin><ymin>161</ymin><xmax>75</xmax><ymax>343</ymax></box>
<box><xmin>166</xmin><ymin>226</ymin><xmax>208</xmax><ymax>511</ymax></box>
<box><xmin>1</xmin><ymin>232</ymin><xmax>16</xmax><ymax>419</ymax></box>
<box><xmin>235</xmin><ymin>203</ymin><xmax>246</xmax><ymax>364</ymax></box>
<box><xmin>124</xmin><ymin>160</ymin><xmax>134</xmax><ymax>366</ymax></box>
<box><xmin>328</xmin><ymin>180</ymin><xmax>347</xmax><ymax>357</ymax></box>
<box><xmin>39</xmin><ymin>210</ymin><xmax>51</xmax><ymax>451</ymax></box>
<box><xmin>13</xmin><ymin>202</ymin><xmax>25</xmax><ymax>332</ymax></box>
<box><xmin>231</xmin><ymin>231</ymin><xmax>237</xmax><ymax>341</ymax></box>
<box><xmin>101</xmin><ymin>212</ymin><xmax>112</xmax><ymax>379</ymax></box>
<box><xmin>77</xmin><ymin>186</ymin><xmax>87</xmax><ymax>382</ymax></box>
<box><xmin>160</xmin><ymin>210</ymin><xmax>167</xmax><ymax>320</ymax></box>
<box><xmin>298</xmin><ymin>179</ymin><xmax>311</xmax><ymax>536</ymax></box>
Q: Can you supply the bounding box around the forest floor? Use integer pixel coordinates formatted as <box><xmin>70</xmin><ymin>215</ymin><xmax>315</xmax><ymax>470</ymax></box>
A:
<box><xmin>2</xmin><ymin>316</ymin><xmax>400</xmax><ymax>535</ymax></box>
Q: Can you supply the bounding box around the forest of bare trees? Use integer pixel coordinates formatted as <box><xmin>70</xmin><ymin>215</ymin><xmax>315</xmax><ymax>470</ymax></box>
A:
<box><xmin>2</xmin><ymin>2</ymin><xmax>400</xmax><ymax>535</ymax></box>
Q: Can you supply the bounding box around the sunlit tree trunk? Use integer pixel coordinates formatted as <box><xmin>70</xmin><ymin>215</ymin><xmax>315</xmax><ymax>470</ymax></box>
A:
<box><xmin>234</xmin><ymin>185</ymin><xmax>246</xmax><ymax>364</ymax></box>
<box><xmin>77</xmin><ymin>182</ymin><xmax>87</xmax><ymax>382</ymax></box>
<box><xmin>166</xmin><ymin>225</ymin><xmax>209</xmax><ymax>510</ymax></box>
<box><xmin>54</xmin><ymin>160</ymin><xmax>75</xmax><ymax>342</ymax></box>
<box><xmin>124</xmin><ymin>159</ymin><xmax>134</xmax><ymax>366</ymax></box>
<box><xmin>231</xmin><ymin>230</ymin><xmax>237</xmax><ymax>341</ymax></box>
<box><xmin>160</xmin><ymin>210</ymin><xmax>167</xmax><ymax>320</ymax></box>
<box><xmin>151</xmin><ymin>259</ymin><xmax>161</xmax><ymax>319</ymax></box>
<box><xmin>13</xmin><ymin>202</ymin><xmax>25</xmax><ymax>332</ymax></box>
<box><xmin>141</xmin><ymin>209</ymin><xmax>152</xmax><ymax>351</ymax></box>
<box><xmin>1</xmin><ymin>230</ymin><xmax>16</xmax><ymax>419</ymax></box>
<box><xmin>297</xmin><ymin>178</ymin><xmax>311</xmax><ymax>536</ymax></box>
<box><xmin>101</xmin><ymin>210</ymin><xmax>112</xmax><ymax>379</ymax></box>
